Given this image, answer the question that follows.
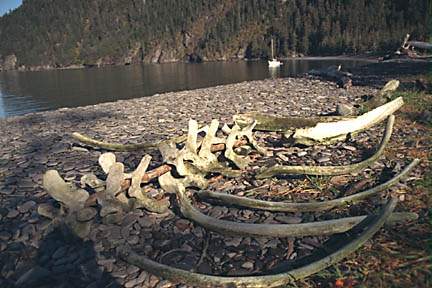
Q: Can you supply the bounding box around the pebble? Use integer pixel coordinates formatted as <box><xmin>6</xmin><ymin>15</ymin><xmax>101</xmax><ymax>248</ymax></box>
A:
<box><xmin>342</xmin><ymin>144</ymin><xmax>357</xmax><ymax>151</ymax></box>
<box><xmin>297</xmin><ymin>151</ymin><xmax>307</xmax><ymax>157</ymax></box>
<box><xmin>6</xmin><ymin>209</ymin><xmax>19</xmax><ymax>218</ymax></box>
<box><xmin>224</xmin><ymin>237</ymin><xmax>243</xmax><ymax>247</ymax></box>
<box><xmin>127</xmin><ymin>235</ymin><xmax>140</xmax><ymax>245</ymax></box>
<box><xmin>317</xmin><ymin>156</ymin><xmax>331</xmax><ymax>163</ymax></box>
<box><xmin>77</xmin><ymin>207</ymin><xmax>97</xmax><ymax>222</ymax></box>
<box><xmin>275</xmin><ymin>215</ymin><xmax>302</xmax><ymax>224</ymax></box>
<box><xmin>15</xmin><ymin>266</ymin><xmax>51</xmax><ymax>287</ymax></box>
<box><xmin>52</xmin><ymin>247</ymin><xmax>68</xmax><ymax>260</ymax></box>
<box><xmin>0</xmin><ymin>231</ymin><xmax>12</xmax><ymax>241</ymax></box>
<box><xmin>241</xmin><ymin>261</ymin><xmax>254</xmax><ymax>269</ymax></box>
<box><xmin>17</xmin><ymin>201</ymin><xmax>36</xmax><ymax>213</ymax></box>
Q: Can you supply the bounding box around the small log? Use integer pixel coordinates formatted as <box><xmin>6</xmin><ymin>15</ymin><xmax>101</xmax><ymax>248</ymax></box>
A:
<box><xmin>308</xmin><ymin>65</ymin><xmax>352</xmax><ymax>88</ymax></box>
<box><xmin>406</xmin><ymin>41</ymin><xmax>432</xmax><ymax>50</ymax></box>
<box><xmin>362</xmin><ymin>80</ymin><xmax>400</xmax><ymax>111</ymax></box>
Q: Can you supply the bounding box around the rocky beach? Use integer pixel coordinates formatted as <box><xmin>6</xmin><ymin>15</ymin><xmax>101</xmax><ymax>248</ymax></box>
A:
<box><xmin>0</xmin><ymin>61</ymin><xmax>430</xmax><ymax>288</ymax></box>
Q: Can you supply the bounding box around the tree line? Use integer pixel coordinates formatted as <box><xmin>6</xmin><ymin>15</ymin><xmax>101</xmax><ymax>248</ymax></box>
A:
<box><xmin>0</xmin><ymin>0</ymin><xmax>428</xmax><ymax>68</ymax></box>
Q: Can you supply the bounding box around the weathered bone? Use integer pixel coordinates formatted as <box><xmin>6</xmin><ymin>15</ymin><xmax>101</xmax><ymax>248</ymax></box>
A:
<box><xmin>159</xmin><ymin>168</ymin><xmax>398</xmax><ymax>238</ymax></box>
<box><xmin>290</xmin><ymin>97</ymin><xmax>403</xmax><ymax>145</ymax></box>
<box><xmin>257</xmin><ymin>115</ymin><xmax>395</xmax><ymax>178</ymax></box>
<box><xmin>42</xmin><ymin>170</ymin><xmax>94</xmax><ymax>239</ymax></box>
<box><xmin>225</xmin><ymin>116</ymin><xmax>268</xmax><ymax>169</ymax></box>
<box><xmin>198</xmin><ymin>159</ymin><xmax>419</xmax><ymax>212</ymax></box>
<box><xmin>71</xmin><ymin>126</ymin><xmax>209</xmax><ymax>152</ymax></box>
<box><xmin>128</xmin><ymin>155</ymin><xmax>169</xmax><ymax>213</ymax></box>
<box><xmin>238</xmin><ymin>112</ymin><xmax>352</xmax><ymax>132</ymax></box>
<box><xmin>98</xmin><ymin>152</ymin><xmax>116</xmax><ymax>174</ymax></box>
<box><xmin>80</xmin><ymin>173</ymin><xmax>105</xmax><ymax>189</ymax></box>
<box><xmin>43</xmin><ymin>170</ymin><xmax>89</xmax><ymax>211</ymax></box>
<box><xmin>159</xmin><ymin>119</ymin><xmax>241</xmax><ymax>185</ymax></box>
<box><xmin>119</xmin><ymin>198</ymin><xmax>397</xmax><ymax>288</ymax></box>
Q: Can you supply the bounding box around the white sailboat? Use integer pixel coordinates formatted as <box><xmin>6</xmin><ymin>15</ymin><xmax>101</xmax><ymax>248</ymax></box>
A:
<box><xmin>268</xmin><ymin>38</ymin><xmax>282</xmax><ymax>68</ymax></box>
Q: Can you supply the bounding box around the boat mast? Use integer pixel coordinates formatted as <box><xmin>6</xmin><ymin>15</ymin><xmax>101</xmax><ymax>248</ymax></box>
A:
<box><xmin>271</xmin><ymin>38</ymin><xmax>274</xmax><ymax>59</ymax></box>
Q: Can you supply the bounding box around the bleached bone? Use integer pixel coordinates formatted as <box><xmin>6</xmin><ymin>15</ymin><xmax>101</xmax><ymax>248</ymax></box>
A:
<box><xmin>258</xmin><ymin>115</ymin><xmax>395</xmax><ymax>178</ymax></box>
<box><xmin>120</xmin><ymin>198</ymin><xmax>397</xmax><ymax>288</ymax></box>
<box><xmin>42</xmin><ymin>170</ymin><xmax>94</xmax><ymax>239</ymax></box>
<box><xmin>198</xmin><ymin>159</ymin><xmax>419</xmax><ymax>212</ymax></box>
<box><xmin>99</xmin><ymin>152</ymin><xmax>116</xmax><ymax>174</ymax></box>
<box><xmin>290</xmin><ymin>97</ymin><xmax>403</xmax><ymax>145</ymax></box>
<box><xmin>96</xmin><ymin>162</ymin><xmax>131</xmax><ymax>217</ymax></box>
<box><xmin>43</xmin><ymin>170</ymin><xmax>89</xmax><ymax>212</ymax></box>
<box><xmin>225</xmin><ymin>115</ymin><xmax>268</xmax><ymax>169</ymax></box>
<box><xmin>128</xmin><ymin>155</ymin><xmax>169</xmax><ymax>213</ymax></box>
<box><xmin>158</xmin><ymin>119</ymin><xmax>241</xmax><ymax>190</ymax></box>
<box><xmin>80</xmin><ymin>173</ymin><xmax>105</xmax><ymax>190</ymax></box>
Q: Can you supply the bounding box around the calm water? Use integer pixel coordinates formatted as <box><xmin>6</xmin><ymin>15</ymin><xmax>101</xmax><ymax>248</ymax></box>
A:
<box><xmin>0</xmin><ymin>59</ymin><xmax>370</xmax><ymax>118</ymax></box>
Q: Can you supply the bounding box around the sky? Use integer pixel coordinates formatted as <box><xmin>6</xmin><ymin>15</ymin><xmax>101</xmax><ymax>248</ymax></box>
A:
<box><xmin>0</xmin><ymin>0</ymin><xmax>22</xmax><ymax>17</ymax></box>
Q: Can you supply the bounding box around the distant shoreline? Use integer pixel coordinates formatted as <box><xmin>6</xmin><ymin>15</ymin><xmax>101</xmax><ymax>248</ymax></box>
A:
<box><xmin>4</xmin><ymin>55</ymin><xmax>380</xmax><ymax>73</ymax></box>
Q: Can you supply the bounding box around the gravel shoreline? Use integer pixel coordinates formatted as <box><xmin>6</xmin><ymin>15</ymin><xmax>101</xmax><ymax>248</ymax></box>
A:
<box><xmin>0</xmin><ymin>75</ymin><xmax>426</xmax><ymax>287</ymax></box>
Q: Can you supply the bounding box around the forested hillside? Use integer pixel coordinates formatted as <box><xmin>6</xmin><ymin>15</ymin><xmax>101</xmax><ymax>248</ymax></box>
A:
<box><xmin>0</xmin><ymin>0</ymin><xmax>429</xmax><ymax>70</ymax></box>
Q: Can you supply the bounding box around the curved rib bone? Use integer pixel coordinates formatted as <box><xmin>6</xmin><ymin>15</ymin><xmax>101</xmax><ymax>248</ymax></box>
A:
<box><xmin>238</xmin><ymin>112</ymin><xmax>352</xmax><ymax>132</ymax></box>
<box><xmin>290</xmin><ymin>97</ymin><xmax>403</xmax><ymax>145</ymax></box>
<box><xmin>197</xmin><ymin>159</ymin><xmax>419</xmax><ymax>212</ymax></box>
<box><xmin>119</xmin><ymin>198</ymin><xmax>397</xmax><ymax>288</ymax></box>
<box><xmin>158</xmin><ymin>169</ymin><xmax>399</xmax><ymax>238</ymax></box>
<box><xmin>72</xmin><ymin>132</ymin><xmax>159</xmax><ymax>151</ymax></box>
<box><xmin>256</xmin><ymin>115</ymin><xmax>395</xmax><ymax>178</ymax></box>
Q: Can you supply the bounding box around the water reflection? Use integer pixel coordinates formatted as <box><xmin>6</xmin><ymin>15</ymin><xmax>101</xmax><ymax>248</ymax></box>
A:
<box><xmin>0</xmin><ymin>59</ymin><xmax>369</xmax><ymax>118</ymax></box>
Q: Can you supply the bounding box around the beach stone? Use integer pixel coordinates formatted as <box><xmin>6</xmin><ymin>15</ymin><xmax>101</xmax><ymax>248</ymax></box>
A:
<box><xmin>15</xmin><ymin>266</ymin><xmax>51</xmax><ymax>287</ymax></box>
<box><xmin>17</xmin><ymin>201</ymin><xmax>36</xmax><ymax>213</ymax></box>
<box><xmin>297</xmin><ymin>151</ymin><xmax>307</xmax><ymax>157</ymax></box>
<box><xmin>342</xmin><ymin>144</ymin><xmax>357</xmax><ymax>151</ymax></box>
<box><xmin>6</xmin><ymin>209</ymin><xmax>19</xmax><ymax>218</ymax></box>
<box><xmin>275</xmin><ymin>215</ymin><xmax>302</xmax><ymax>224</ymax></box>
<box><xmin>241</xmin><ymin>261</ymin><xmax>254</xmax><ymax>269</ymax></box>
<box><xmin>52</xmin><ymin>246</ymin><xmax>68</xmax><ymax>260</ymax></box>
<box><xmin>317</xmin><ymin>156</ymin><xmax>331</xmax><ymax>163</ymax></box>
<box><xmin>0</xmin><ymin>231</ymin><xmax>12</xmax><ymax>241</ymax></box>
<box><xmin>127</xmin><ymin>235</ymin><xmax>140</xmax><ymax>245</ymax></box>
<box><xmin>77</xmin><ymin>207</ymin><xmax>97</xmax><ymax>222</ymax></box>
<box><xmin>336</xmin><ymin>103</ymin><xmax>355</xmax><ymax>116</ymax></box>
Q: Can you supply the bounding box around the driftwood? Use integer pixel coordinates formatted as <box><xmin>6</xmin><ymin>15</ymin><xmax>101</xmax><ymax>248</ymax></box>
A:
<box><xmin>361</xmin><ymin>80</ymin><xmax>400</xmax><ymax>111</ymax></box>
<box><xmin>119</xmin><ymin>198</ymin><xmax>397</xmax><ymax>288</ymax></box>
<box><xmin>257</xmin><ymin>115</ymin><xmax>394</xmax><ymax>178</ymax></box>
<box><xmin>198</xmin><ymin>159</ymin><xmax>419</xmax><ymax>212</ymax></box>
<box><xmin>308</xmin><ymin>65</ymin><xmax>352</xmax><ymax>88</ymax></box>
<box><xmin>387</xmin><ymin>34</ymin><xmax>432</xmax><ymax>60</ymax></box>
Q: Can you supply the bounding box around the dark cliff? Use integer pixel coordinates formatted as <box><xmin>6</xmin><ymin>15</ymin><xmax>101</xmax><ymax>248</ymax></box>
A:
<box><xmin>0</xmin><ymin>0</ymin><xmax>429</xmax><ymax>70</ymax></box>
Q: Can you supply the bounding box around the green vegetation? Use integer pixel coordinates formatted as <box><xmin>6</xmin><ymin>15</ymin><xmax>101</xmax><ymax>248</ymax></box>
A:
<box><xmin>0</xmin><ymin>0</ymin><xmax>428</xmax><ymax>68</ymax></box>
